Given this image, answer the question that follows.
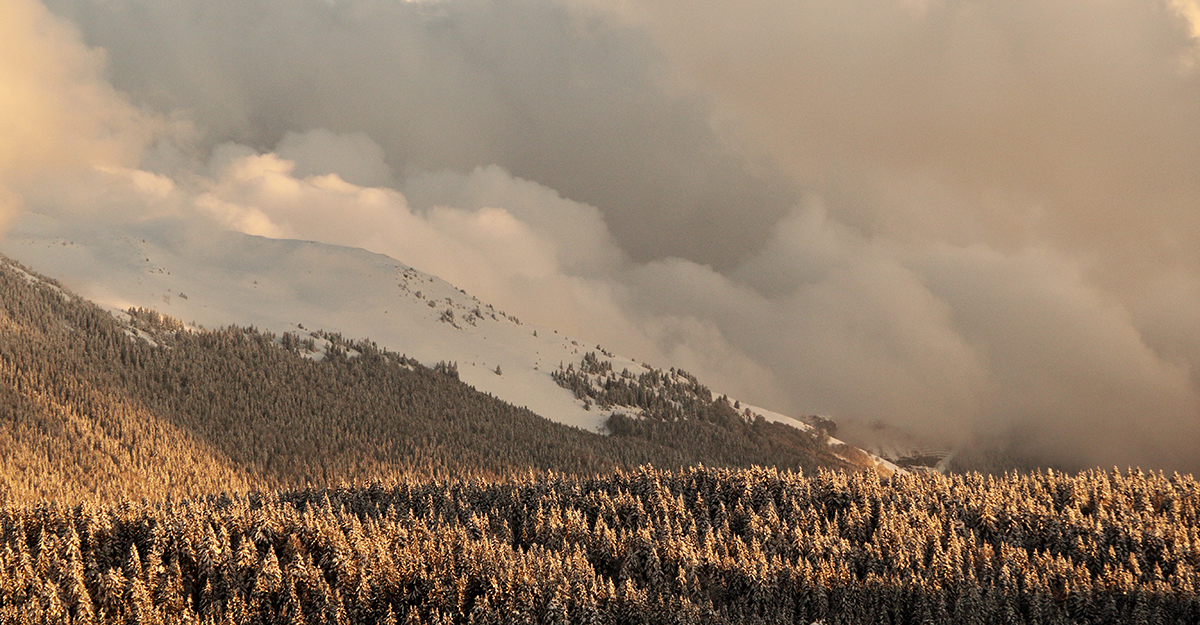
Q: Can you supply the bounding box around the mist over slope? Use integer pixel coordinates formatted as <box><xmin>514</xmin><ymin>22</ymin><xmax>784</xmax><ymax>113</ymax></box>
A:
<box><xmin>4</xmin><ymin>0</ymin><xmax>1200</xmax><ymax>472</ymax></box>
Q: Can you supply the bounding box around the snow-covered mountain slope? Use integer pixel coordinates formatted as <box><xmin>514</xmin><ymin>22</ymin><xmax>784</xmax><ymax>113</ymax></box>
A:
<box><xmin>3</xmin><ymin>212</ymin><xmax>610</xmax><ymax>431</ymax></box>
<box><xmin>1</xmin><ymin>212</ymin><xmax>898</xmax><ymax>474</ymax></box>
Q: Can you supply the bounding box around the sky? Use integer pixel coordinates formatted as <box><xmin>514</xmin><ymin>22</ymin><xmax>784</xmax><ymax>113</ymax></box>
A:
<box><xmin>3</xmin><ymin>0</ymin><xmax>1200</xmax><ymax>472</ymax></box>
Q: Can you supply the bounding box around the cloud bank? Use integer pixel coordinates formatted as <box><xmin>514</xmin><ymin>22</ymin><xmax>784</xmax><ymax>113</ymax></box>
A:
<box><xmin>6</xmin><ymin>0</ymin><xmax>1200</xmax><ymax>472</ymax></box>
<box><xmin>40</xmin><ymin>0</ymin><xmax>796</xmax><ymax>268</ymax></box>
<box><xmin>0</xmin><ymin>0</ymin><xmax>153</xmax><ymax>231</ymax></box>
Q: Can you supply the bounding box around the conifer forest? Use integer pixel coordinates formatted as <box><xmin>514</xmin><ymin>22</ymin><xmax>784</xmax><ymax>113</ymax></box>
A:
<box><xmin>2</xmin><ymin>254</ymin><xmax>1199</xmax><ymax>624</ymax></box>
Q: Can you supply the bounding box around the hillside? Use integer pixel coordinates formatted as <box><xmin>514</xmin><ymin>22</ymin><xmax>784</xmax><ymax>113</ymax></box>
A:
<box><xmin>0</xmin><ymin>254</ymin><xmax>860</xmax><ymax>503</ymax></box>
<box><xmin>1</xmin><ymin>213</ymin><xmax>606</xmax><ymax>434</ymax></box>
<box><xmin>0</xmin><ymin>213</ymin><xmax>892</xmax><ymax>471</ymax></box>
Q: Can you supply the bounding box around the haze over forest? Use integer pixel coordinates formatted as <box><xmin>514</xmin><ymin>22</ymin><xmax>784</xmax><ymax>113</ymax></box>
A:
<box><xmin>3</xmin><ymin>0</ymin><xmax>1200</xmax><ymax>472</ymax></box>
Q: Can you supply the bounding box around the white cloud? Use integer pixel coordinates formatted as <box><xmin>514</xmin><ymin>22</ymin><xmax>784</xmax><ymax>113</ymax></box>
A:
<box><xmin>0</xmin><ymin>0</ymin><xmax>155</xmax><ymax>230</ymax></box>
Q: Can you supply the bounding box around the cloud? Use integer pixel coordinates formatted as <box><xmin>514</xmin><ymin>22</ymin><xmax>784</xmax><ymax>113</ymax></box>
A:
<box><xmin>1170</xmin><ymin>0</ymin><xmax>1200</xmax><ymax>42</ymax></box>
<box><xmin>275</xmin><ymin>129</ymin><xmax>395</xmax><ymax>189</ymax></box>
<box><xmin>579</xmin><ymin>0</ymin><xmax>1200</xmax><ymax>469</ymax></box>
<box><xmin>42</xmin><ymin>0</ymin><xmax>796</xmax><ymax>268</ymax></box>
<box><xmin>11</xmin><ymin>0</ymin><xmax>1200</xmax><ymax>472</ymax></box>
<box><xmin>0</xmin><ymin>0</ymin><xmax>153</xmax><ymax>230</ymax></box>
<box><xmin>918</xmin><ymin>245</ymin><xmax>1200</xmax><ymax>469</ymax></box>
<box><xmin>599</xmin><ymin>0</ymin><xmax>1200</xmax><ymax>266</ymax></box>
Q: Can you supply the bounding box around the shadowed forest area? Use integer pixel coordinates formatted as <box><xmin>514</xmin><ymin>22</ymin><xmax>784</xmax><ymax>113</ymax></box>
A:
<box><xmin>2</xmin><ymin>255</ymin><xmax>1199</xmax><ymax>623</ymax></box>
